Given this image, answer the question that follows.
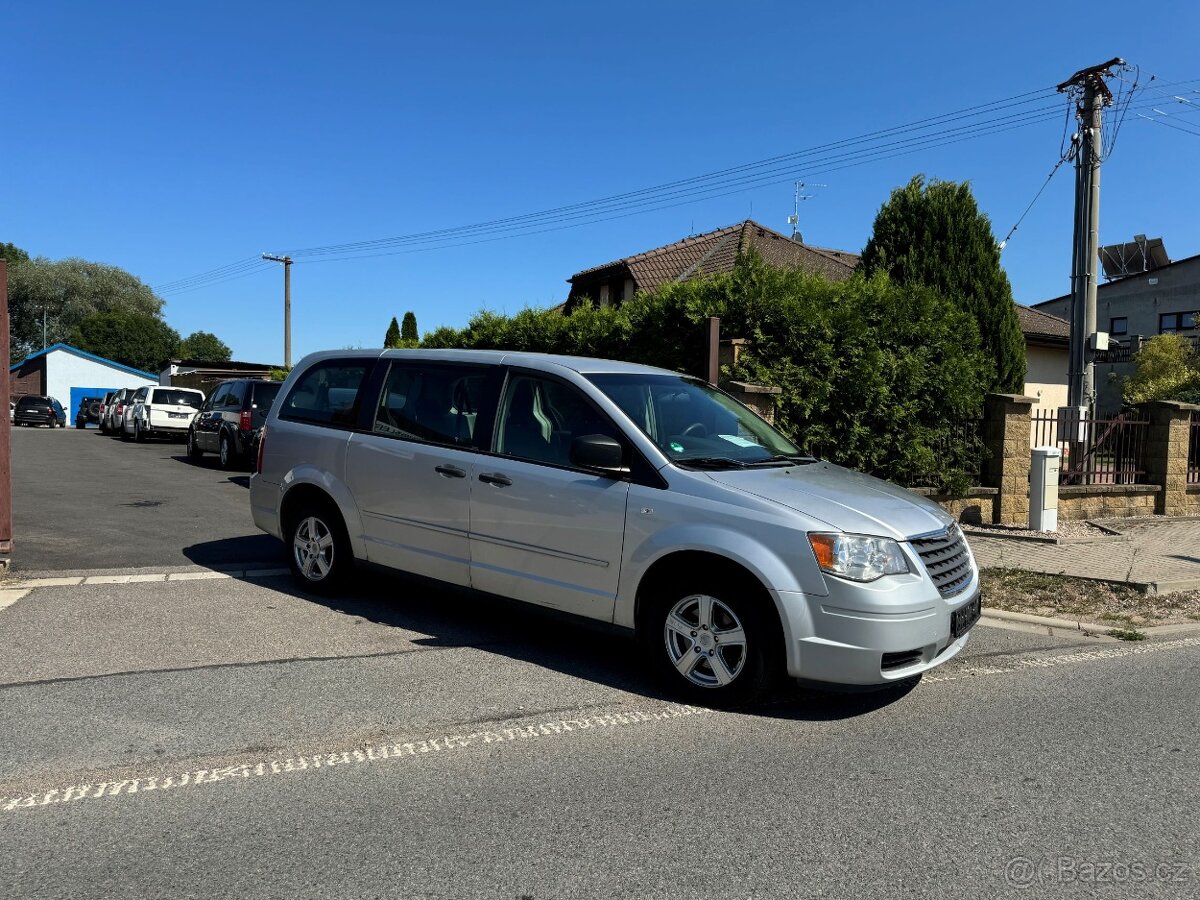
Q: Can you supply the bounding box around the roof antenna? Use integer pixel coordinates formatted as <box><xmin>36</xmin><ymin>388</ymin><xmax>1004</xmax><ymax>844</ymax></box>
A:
<box><xmin>788</xmin><ymin>180</ymin><xmax>826</xmax><ymax>242</ymax></box>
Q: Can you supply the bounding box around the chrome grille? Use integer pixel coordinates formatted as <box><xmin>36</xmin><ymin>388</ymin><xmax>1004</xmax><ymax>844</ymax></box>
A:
<box><xmin>911</xmin><ymin>527</ymin><xmax>973</xmax><ymax>597</ymax></box>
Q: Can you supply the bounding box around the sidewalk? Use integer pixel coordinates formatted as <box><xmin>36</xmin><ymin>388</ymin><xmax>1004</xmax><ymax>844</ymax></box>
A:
<box><xmin>966</xmin><ymin>518</ymin><xmax>1200</xmax><ymax>594</ymax></box>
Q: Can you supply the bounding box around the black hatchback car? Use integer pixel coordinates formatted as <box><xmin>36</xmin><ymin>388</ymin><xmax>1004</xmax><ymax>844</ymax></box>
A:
<box><xmin>187</xmin><ymin>378</ymin><xmax>282</xmax><ymax>469</ymax></box>
<box><xmin>14</xmin><ymin>395</ymin><xmax>67</xmax><ymax>428</ymax></box>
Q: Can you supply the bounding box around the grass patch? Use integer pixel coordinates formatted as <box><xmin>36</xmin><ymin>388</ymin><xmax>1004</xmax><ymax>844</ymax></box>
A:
<box><xmin>981</xmin><ymin>568</ymin><xmax>1200</xmax><ymax>627</ymax></box>
<box><xmin>1106</xmin><ymin>628</ymin><xmax>1147</xmax><ymax>641</ymax></box>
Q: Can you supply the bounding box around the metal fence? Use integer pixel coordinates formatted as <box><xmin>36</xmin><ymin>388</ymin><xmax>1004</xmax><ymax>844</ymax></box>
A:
<box><xmin>1030</xmin><ymin>409</ymin><xmax>1150</xmax><ymax>485</ymax></box>
<box><xmin>1189</xmin><ymin>415</ymin><xmax>1200</xmax><ymax>485</ymax></box>
<box><xmin>905</xmin><ymin>418</ymin><xmax>986</xmax><ymax>489</ymax></box>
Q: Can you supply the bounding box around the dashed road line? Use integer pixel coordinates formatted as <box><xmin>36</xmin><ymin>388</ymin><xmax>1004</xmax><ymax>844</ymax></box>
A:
<box><xmin>925</xmin><ymin>636</ymin><xmax>1200</xmax><ymax>683</ymax></box>
<box><xmin>0</xmin><ymin>589</ymin><xmax>29</xmax><ymax>612</ymax></box>
<box><xmin>0</xmin><ymin>704</ymin><xmax>711</xmax><ymax>815</ymax></box>
<box><xmin>7</xmin><ymin>567</ymin><xmax>289</xmax><ymax>589</ymax></box>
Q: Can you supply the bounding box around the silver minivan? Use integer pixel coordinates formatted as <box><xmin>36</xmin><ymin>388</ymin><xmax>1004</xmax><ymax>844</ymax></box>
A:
<box><xmin>250</xmin><ymin>349</ymin><xmax>980</xmax><ymax>702</ymax></box>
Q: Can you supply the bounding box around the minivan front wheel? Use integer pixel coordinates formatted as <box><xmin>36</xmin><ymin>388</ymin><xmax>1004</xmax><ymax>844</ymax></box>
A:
<box><xmin>643</xmin><ymin>576</ymin><xmax>775</xmax><ymax>705</ymax></box>
<box><xmin>287</xmin><ymin>504</ymin><xmax>351</xmax><ymax>593</ymax></box>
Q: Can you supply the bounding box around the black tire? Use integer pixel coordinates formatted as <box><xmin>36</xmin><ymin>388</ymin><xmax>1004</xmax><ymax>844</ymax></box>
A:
<box><xmin>218</xmin><ymin>432</ymin><xmax>237</xmax><ymax>470</ymax></box>
<box><xmin>639</xmin><ymin>572</ymin><xmax>778</xmax><ymax>706</ymax></box>
<box><xmin>186</xmin><ymin>429</ymin><xmax>203</xmax><ymax>460</ymax></box>
<box><xmin>75</xmin><ymin>420</ymin><xmax>86</xmax><ymax>429</ymax></box>
<box><xmin>285</xmin><ymin>500</ymin><xmax>352</xmax><ymax>594</ymax></box>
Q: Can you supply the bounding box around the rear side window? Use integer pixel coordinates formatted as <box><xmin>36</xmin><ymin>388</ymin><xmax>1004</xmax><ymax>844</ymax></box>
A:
<box><xmin>250</xmin><ymin>381</ymin><xmax>281</xmax><ymax>408</ymax></box>
<box><xmin>151</xmin><ymin>389</ymin><xmax>203</xmax><ymax>407</ymax></box>
<box><xmin>281</xmin><ymin>361</ymin><xmax>369</xmax><ymax>428</ymax></box>
<box><xmin>225</xmin><ymin>382</ymin><xmax>247</xmax><ymax>406</ymax></box>
<box><xmin>373</xmin><ymin>362</ymin><xmax>490</xmax><ymax>448</ymax></box>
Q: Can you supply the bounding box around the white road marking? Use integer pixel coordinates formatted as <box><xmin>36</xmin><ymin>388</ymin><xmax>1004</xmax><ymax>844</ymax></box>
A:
<box><xmin>0</xmin><ymin>589</ymin><xmax>30</xmax><ymax>612</ymax></box>
<box><xmin>82</xmin><ymin>574</ymin><xmax>167</xmax><ymax>585</ymax></box>
<box><xmin>925</xmin><ymin>636</ymin><xmax>1200</xmax><ymax>683</ymax></box>
<box><xmin>0</xmin><ymin>704</ymin><xmax>711</xmax><ymax>815</ymax></box>
<box><xmin>15</xmin><ymin>577</ymin><xmax>84</xmax><ymax>588</ymax></box>
<box><xmin>166</xmin><ymin>572</ymin><xmax>233</xmax><ymax>582</ymax></box>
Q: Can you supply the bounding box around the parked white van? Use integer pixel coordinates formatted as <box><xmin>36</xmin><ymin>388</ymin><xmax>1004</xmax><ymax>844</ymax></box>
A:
<box><xmin>250</xmin><ymin>350</ymin><xmax>980</xmax><ymax>702</ymax></box>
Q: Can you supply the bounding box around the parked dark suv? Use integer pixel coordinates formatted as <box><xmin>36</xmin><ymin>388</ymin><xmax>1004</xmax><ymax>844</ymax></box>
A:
<box><xmin>14</xmin><ymin>395</ymin><xmax>66</xmax><ymax>428</ymax></box>
<box><xmin>75</xmin><ymin>396</ymin><xmax>105</xmax><ymax>429</ymax></box>
<box><xmin>187</xmin><ymin>378</ymin><xmax>282</xmax><ymax>469</ymax></box>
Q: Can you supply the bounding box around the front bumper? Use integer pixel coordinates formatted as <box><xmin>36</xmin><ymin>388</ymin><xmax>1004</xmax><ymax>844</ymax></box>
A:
<box><xmin>774</xmin><ymin>569</ymin><xmax>980</xmax><ymax>685</ymax></box>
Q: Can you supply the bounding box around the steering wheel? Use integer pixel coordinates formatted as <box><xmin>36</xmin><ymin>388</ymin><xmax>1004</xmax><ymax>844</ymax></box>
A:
<box><xmin>680</xmin><ymin>422</ymin><xmax>708</xmax><ymax>437</ymax></box>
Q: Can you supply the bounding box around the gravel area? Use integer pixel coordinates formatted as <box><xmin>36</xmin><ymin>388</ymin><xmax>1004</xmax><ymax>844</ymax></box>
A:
<box><xmin>963</xmin><ymin>519</ymin><xmax>1110</xmax><ymax>540</ymax></box>
<box><xmin>981</xmin><ymin>568</ymin><xmax>1200</xmax><ymax>628</ymax></box>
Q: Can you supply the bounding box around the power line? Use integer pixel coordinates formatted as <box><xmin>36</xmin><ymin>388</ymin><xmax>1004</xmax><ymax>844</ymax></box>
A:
<box><xmin>153</xmin><ymin>77</ymin><xmax>1200</xmax><ymax>293</ymax></box>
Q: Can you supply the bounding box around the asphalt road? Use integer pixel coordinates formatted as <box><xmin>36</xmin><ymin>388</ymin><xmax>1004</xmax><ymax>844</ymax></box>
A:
<box><xmin>3</xmin><ymin>422</ymin><xmax>1199</xmax><ymax>898</ymax></box>
<box><xmin>1</xmin><ymin>569</ymin><xmax>1198</xmax><ymax>900</ymax></box>
<box><xmin>8</xmin><ymin>425</ymin><xmax>284</xmax><ymax>574</ymax></box>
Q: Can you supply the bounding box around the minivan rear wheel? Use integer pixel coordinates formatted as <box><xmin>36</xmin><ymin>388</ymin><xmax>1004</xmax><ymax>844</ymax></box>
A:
<box><xmin>286</xmin><ymin>503</ymin><xmax>352</xmax><ymax>594</ymax></box>
<box><xmin>641</xmin><ymin>574</ymin><xmax>776</xmax><ymax>705</ymax></box>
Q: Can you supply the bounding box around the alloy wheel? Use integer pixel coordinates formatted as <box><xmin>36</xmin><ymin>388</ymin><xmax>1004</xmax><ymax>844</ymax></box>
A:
<box><xmin>663</xmin><ymin>593</ymin><xmax>748</xmax><ymax>688</ymax></box>
<box><xmin>292</xmin><ymin>516</ymin><xmax>335</xmax><ymax>582</ymax></box>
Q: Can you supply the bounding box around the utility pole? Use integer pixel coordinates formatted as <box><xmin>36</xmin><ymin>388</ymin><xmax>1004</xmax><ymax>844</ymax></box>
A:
<box><xmin>262</xmin><ymin>254</ymin><xmax>292</xmax><ymax>369</ymax></box>
<box><xmin>1</xmin><ymin>261</ymin><xmax>12</xmax><ymax>565</ymax></box>
<box><xmin>1058</xmin><ymin>57</ymin><xmax>1123</xmax><ymax>414</ymax></box>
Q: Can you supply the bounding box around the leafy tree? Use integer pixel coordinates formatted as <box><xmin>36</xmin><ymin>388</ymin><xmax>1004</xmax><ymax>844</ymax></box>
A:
<box><xmin>383</xmin><ymin>316</ymin><xmax>401</xmax><ymax>348</ymax></box>
<box><xmin>421</xmin><ymin>253</ymin><xmax>991</xmax><ymax>488</ymax></box>
<box><xmin>179</xmin><ymin>330</ymin><xmax>232</xmax><ymax>361</ymax></box>
<box><xmin>69</xmin><ymin>310</ymin><xmax>180</xmax><ymax>373</ymax></box>
<box><xmin>1121</xmin><ymin>334</ymin><xmax>1200</xmax><ymax>405</ymax></box>
<box><xmin>7</xmin><ymin>257</ymin><xmax>164</xmax><ymax>362</ymax></box>
<box><xmin>0</xmin><ymin>242</ymin><xmax>30</xmax><ymax>269</ymax></box>
<box><xmin>401</xmin><ymin>311</ymin><xmax>419</xmax><ymax>343</ymax></box>
<box><xmin>859</xmin><ymin>175</ymin><xmax>1026</xmax><ymax>393</ymax></box>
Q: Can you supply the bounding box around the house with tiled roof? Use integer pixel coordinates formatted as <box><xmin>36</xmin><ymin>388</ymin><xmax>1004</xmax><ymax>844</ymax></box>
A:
<box><xmin>563</xmin><ymin>220</ymin><xmax>859</xmax><ymax>312</ymax></box>
<box><xmin>1032</xmin><ymin>238</ymin><xmax>1200</xmax><ymax>412</ymax></box>
<box><xmin>1015</xmin><ymin>305</ymin><xmax>1070</xmax><ymax>413</ymax></box>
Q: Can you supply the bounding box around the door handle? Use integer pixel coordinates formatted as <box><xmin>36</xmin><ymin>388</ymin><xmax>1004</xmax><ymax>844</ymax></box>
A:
<box><xmin>478</xmin><ymin>472</ymin><xmax>512</xmax><ymax>487</ymax></box>
<box><xmin>435</xmin><ymin>464</ymin><xmax>467</xmax><ymax>479</ymax></box>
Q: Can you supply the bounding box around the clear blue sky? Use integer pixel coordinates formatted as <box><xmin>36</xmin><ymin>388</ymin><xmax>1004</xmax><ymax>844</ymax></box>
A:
<box><xmin>5</xmin><ymin>0</ymin><xmax>1199</xmax><ymax>365</ymax></box>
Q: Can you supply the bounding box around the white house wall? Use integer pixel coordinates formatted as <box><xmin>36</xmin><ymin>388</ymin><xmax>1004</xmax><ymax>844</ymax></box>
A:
<box><xmin>45</xmin><ymin>350</ymin><xmax>156</xmax><ymax>407</ymax></box>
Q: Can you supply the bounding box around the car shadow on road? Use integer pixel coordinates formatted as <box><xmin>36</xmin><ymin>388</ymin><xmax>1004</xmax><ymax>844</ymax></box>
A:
<box><xmin>183</xmin><ymin>537</ymin><xmax>919</xmax><ymax>721</ymax></box>
<box><xmin>183</xmin><ymin>534</ymin><xmax>288</xmax><ymax>570</ymax></box>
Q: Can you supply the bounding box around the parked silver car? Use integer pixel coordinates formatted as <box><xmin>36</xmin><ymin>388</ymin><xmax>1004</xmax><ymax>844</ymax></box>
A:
<box><xmin>250</xmin><ymin>350</ymin><xmax>980</xmax><ymax>702</ymax></box>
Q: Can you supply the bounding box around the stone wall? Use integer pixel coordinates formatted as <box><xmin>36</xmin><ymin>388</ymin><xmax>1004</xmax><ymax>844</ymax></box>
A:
<box><xmin>981</xmin><ymin>394</ymin><xmax>1038</xmax><ymax>525</ymax></box>
<box><xmin>1057</xmin><ymin>485</ymin><xmax>1160</xmax><ymax>520</ymax></box>
<box><xmin>908</xmin><ymin>487</ymin><xmax>998</xmax><ymax>525</ymax></box>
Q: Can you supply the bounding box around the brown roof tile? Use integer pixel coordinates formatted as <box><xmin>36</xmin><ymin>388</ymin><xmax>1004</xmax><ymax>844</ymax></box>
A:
<box><xmin>568</xmin><ymin>220</ymin><xmax>859</xmax><ymax>294</ymax></box>
<box><xmin>1015</xmin><ymin>304</ymin><xmax>1070</xmax><ymax>341</ymax></box>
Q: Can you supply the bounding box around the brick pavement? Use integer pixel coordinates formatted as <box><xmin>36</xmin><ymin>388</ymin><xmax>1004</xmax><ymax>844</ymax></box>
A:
<box><xmin>965</xmin><ymin>519</ymin><xmax>1200</xmax><ymax>593</ymax></box>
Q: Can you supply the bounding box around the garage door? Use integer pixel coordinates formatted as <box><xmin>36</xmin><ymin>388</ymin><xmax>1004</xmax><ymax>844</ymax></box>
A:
<box><xmin>69</xmin><ymin>387</ymin><xmax>113</xmax><ymax>426</ymax></box>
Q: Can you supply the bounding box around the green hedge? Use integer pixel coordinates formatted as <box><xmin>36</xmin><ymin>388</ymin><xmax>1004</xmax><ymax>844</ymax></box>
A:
<box><xmin>422</xmin><ymin>255</ymin><xmax>990</xmax><ymax>489</ymax></box>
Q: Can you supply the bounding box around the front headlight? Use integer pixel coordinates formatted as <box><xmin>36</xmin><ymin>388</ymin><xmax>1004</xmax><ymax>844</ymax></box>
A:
<box><xmin>808</xmin><ymin>532</ymin><xmax>910</xmax><ymax>582</ymax></box>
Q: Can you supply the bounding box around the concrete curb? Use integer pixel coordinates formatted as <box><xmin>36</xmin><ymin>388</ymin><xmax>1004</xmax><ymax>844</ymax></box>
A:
<box><xmin>963</xmin><ymin>527</ymin><xmax>1129</xmax><ymax>546</ymax></box>
<box><xmin>1</xmin><ymin>567</ymin><xmax>290</xmax><ymax>589</ymax></box>
<box><xmin>982</xmin><ymin>608</ymin><xmax>1117</xmax><ymax>638</ymax></box>
<box><xmin>983</xmin><ymin>606</ymin><xmax>1200</xmax><ymax>639</ymax></box>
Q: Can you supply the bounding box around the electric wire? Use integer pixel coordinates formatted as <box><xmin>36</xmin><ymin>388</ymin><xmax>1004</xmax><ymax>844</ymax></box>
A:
<box><xmin>154</xmin><ymin>78</ymin><xmax>1199</xmax><ymax>294</ymax></box>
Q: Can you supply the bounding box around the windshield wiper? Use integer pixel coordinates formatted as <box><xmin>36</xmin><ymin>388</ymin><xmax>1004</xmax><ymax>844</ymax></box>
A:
<box><xmin>746</xmin><ymin>454</ymin><xmax>818</xmax><ymax>467</ymax></box>
<box><xmin>677</xmin><ymin>456</ymin><xmax>752</xmax><ymax>469</ymax></box>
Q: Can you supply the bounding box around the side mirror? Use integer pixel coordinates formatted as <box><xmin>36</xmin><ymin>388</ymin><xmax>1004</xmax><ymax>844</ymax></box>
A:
<box><xmin>570</xmin><ymin>434</ymin><xmax>626</xmax><ymax>474</ymax></box>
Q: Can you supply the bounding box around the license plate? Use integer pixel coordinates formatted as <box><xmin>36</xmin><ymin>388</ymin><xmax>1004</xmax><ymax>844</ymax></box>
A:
<box><xmin>169</xmin><ymin>412</ymin><xmax>189</xmax><ymax>419</ymax></box>
<box><xmin>951</xmin><ymin>596</ymin><xmax>981</xmax><ymax>638</ymax></box>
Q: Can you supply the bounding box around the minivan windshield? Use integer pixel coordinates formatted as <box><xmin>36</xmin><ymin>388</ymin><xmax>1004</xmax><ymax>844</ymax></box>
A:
<box><xmin>586</xmin><ymin>373</ymin><xmax>811</xmax><ymax>469</ymax></box>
